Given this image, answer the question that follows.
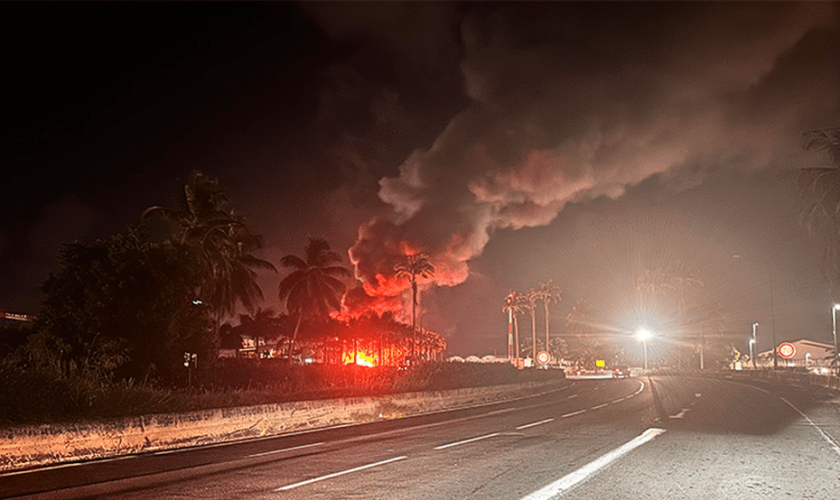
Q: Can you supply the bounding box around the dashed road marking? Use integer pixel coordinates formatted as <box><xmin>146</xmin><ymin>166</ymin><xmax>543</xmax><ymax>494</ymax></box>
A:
<box><xmin>275</xmin><ymin>455</ymin><xmax>407</xmax><ymax>491</ymax></box>
<box><xmin>519</xmin><ymin>428</ymin><xmax>667</xmax><ymax>500</ymax></box>
<box><xmin>561</xmin><ymin>409</ymin><xmax>588</xmax><ymax>418</ymax></box>
<box><xmin>434</xmin><ymin>432</ymin><xmax>501</xmax><ymax>450</ymax></box>
<box><xmin>516</xmin><ymin>418</ymin><xmax>555</xmax><ymax>430</ymax></box>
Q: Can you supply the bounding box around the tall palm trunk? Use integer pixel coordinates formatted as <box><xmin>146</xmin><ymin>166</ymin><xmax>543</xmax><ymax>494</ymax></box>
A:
<box><xmin>288</xmin><ymin>311</ymin><xmax>303</xmax><ymax>363</ymax></box>
<box><xmin>513</xmin><ymin>315</ymin><xmax>521</xmax><ymax>367</ymax></box>
<box><xmin>544</xmin><ymin>302</ymin><xmax>550</xmax><ymax>358</ymax></box>
<box><xmin>531</xmin><ymin>311</ymin><xmax>537</xmax><ymax>365</ymax></box>
<box><xmin>411</xmin><ymin>280</ymin><xmax>417</xmax><ymax>361</ymax></box>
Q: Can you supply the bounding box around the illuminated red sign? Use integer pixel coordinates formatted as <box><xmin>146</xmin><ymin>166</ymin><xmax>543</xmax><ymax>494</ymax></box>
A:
<box><xmin>778</xmin><ymin>342</ymin><xmax>796</xmax><ymax>359</ymax></box>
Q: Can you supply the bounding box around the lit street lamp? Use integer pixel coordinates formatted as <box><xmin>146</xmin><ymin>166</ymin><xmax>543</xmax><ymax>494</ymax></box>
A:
<box><xmin>636</xmin><ymin>328</ymin><xmax>652</xmax><ymax>370</ymax></box>
<box><xmin>733</xmin><ymin>254</ymin><xmax>778</xmax><ymax>369</ymax></box>
<box><xmin>832</xmin><ymin>304</ymin><xmax>840</xmax><ymax>375</ymax></box>
<box><xmin>751</xmin><ymin>322</ymin><xmax>758</xmax><ymax>369</ymax></box>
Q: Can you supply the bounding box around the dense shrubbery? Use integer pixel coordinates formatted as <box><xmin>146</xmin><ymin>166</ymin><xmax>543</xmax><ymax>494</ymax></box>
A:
<box><xmin>0</xmin><ymin>361</ymin><xmax>564</xmax><ymax>427</ymax></box>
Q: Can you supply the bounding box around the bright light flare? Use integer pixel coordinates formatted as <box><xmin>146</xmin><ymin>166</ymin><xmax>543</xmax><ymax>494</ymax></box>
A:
<box><xmin>636</xmin><ymin>328</ymin><xmax>652</xmax><ymax>341</ymax></box>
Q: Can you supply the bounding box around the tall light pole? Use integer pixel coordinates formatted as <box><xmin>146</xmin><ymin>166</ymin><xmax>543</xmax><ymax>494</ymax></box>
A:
<box><xmin>751</xmin><ymin>322</ymin><xmax>758</xmax><ymax>369</ymax></box>
<box><xmin>636</xmin><ymin>328</ymin><xmax>652</xmax><ymax>370</ymax></box>
<box><xmin>734</xmin><ymin>254</ymin><xmax>778</xmax><ymax>369</ymax></box>
<box><xmin>832</xmin><ymin>304</ymin><xmax>840</xmax><ymax>375</ymax></box>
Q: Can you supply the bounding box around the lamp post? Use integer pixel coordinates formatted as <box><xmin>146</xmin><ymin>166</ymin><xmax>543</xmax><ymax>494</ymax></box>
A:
<box><xmin>751</xmin><ymin>322</ymin><xmax>758</xmax><ymax>369</ymax></box>
<box><xmin>636</xmin><ymin>328</ymin><xmax>652</xmax><ymax>371</ymax></box>
<box><xmin>733</xmin><ymin>254</ymin><xmax>778</xmax><ymax>369</ymax></box>
<box><xmin>832</xmin><ymin>304</ymin><xmax>840</xmax><ymax>375</ymax></box>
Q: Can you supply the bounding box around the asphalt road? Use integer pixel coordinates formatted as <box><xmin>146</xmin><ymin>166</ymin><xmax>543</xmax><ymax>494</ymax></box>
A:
<box><xmin>3</xmin><ymin>374</ymin><xmax>839</xmax><ymax>499</ymax></box>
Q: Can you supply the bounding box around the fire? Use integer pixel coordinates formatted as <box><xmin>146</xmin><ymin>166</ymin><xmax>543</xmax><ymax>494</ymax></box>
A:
<box><xmin>343</xmin><ymin>350</ymin><xmax>376</xmax><ymax>367</ymax></box>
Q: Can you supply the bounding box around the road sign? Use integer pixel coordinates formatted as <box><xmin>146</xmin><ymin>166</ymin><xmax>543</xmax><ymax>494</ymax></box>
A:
<box><xmin>596</xmin><ymin>359</ymin><xmax>605</xmax><ymax>368</ymax></box>
<box><xmin>778</xmin><ymin>342</ymin><xmax>796</xmax><ymax>358</ymax></box>
<box><xmin>537</xmin><ymin>351</ymin><xmax>550</xmax><ymax>364</ymax></box>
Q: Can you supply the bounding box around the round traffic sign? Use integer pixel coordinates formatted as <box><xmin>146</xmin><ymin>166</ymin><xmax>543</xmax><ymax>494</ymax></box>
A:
<box><xmin>778</xmin><ymin>342</ymin><xmax>796</xmax><ymax>358</ymax></box>
<box><xmin>537</xmin><ymin>351</ymin><xmax>550</xmax><ymax>364</ymax></box>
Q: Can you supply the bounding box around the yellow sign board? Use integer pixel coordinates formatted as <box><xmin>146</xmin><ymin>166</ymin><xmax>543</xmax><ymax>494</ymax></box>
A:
<box><xmin>595</xmin><ymin>359</ymin><xmax>605</xmax><ymax>368</ymax></box>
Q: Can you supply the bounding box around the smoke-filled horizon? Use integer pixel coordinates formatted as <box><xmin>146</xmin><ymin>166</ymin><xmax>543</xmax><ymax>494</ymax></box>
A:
<box><xmin>2</xmin><ymin>3</ymin><xmax>839</xmax><ymax>356</ymax></box>
<box><xmin>343</xmin><ymin>3</ymin><xmax>838</xmax><ymax>311</ymax></box>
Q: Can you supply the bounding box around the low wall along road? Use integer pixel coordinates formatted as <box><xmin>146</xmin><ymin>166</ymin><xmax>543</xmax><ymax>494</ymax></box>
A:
<box><xmin>0</xmin><ymin>379</ymin><xmax>566</xmax><ymax>472</ymax></box>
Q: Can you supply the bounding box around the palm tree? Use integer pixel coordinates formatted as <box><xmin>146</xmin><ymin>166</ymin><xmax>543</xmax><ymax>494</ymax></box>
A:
<box><xmin>503</xmin><ymin>291</ymin><xmax>525</xmax><ymax>366</ymax></box>
<box><xmin>523</xmin><ymin>289</ymin><xmax>538</xmax><ymax>365</ymax></box>
<box><xmin>535</xmin><ymin>280</ymin><xmax>562</xmax><ymax>359</ymax></box>
<box><xmin>141</xmin><ymin>171</ymin><xmax>275</xmax><ymax>333</ymax></box>
<box><xmin>204</xmin><ymin>225</ymin><xmax>277</xmax><ymax>319</ymax></box>
<box><xmin>394</xmin><ymin>253</ymin><xmax>436</xmax><ymax>361</ymax></box>
<box><xmin>278</xmin><ymin>238</ymin><xmax>352</xmax><ymax>361</ymax></box>
<box><xmin>799</xmin><ymin>128</ymin><xmax>840</xmax><ymax>288</ymax></box>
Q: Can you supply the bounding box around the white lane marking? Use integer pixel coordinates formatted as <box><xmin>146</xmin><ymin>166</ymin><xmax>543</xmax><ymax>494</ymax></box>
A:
<box><xmin>486</xmin><ymin>407</ymin><xmax>520</xmax><ymax>416</ymax></box>
<box><xmin>591</xmin><ymin>403</ymin><xmax>609</xmax><ymax>410</ymax></box>
<box><xmin>780</xmin><ymin>397</ymin><xmax>840</xmax><ymax>456</ymax></box>
<box><xmin>516</xmin><ymin>418</ymin><xmax>555</xmax><ymax>430</ymax></box>
<box><xmin>434</xmin><ymin>432</ymin><xmax>500</xmax><ymax>450</ymax></box>
<box><xmin>669</xmin><ymin>409</ymin><xmax>690</xmax><ymax>419</ymax></box>
<box><xmin>561</xmin><ymin>409</ymin><xmax>587</xmax><ymax>418</ymax></box>
<box><xmin>520</xmin><ymin>428</ymin><xmax>667</xmax><ymax>500</ymax></box>
<box><xmin>248</xmin><ymin>442</ymin><xmax>324</xmax><ymax>458</ymax></box>
<box><xmin>634</xmin><ymin>381</ymin><xmax>645</xmax><ymax>395</ymax></box>
<box><xmin>567</xmin><ymin>394</ymin><xmax>579</xmax><ymax>399</ymax></box>
<box><xmin>275</xmin><ymin>455</ymin><xmax>407</xmax><ymax>491</ymax></box>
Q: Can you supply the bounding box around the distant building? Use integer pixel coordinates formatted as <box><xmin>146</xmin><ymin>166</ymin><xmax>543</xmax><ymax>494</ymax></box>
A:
<box><xmin>757</xmin><ymin>339</ymin><xmax>834</xmax><ymax>370</ymax></box>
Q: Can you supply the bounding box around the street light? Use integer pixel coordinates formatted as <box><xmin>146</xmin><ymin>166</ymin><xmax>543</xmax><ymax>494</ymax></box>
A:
<box><xmin>636</xmin><ymin>328</ymin><xmax>652</xmax><ymax>370</ymax></box>
<box><xmin>733</xmin><ymin>254</ymin><xmax>778</xmax><ymax>369</ymax></box>
<box><xmin>832</xmin><ymin>304</ymin><xmax>840</xmax><ymax>375</ymax></box>
<box><xmin>751</xmin><ymin>322</ymin><xmax>758</xmax><ymax>369</ymax></box>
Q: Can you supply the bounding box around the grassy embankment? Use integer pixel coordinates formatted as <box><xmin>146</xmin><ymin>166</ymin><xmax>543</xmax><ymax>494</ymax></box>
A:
<box><xmin>0</xmin><ymin>361</ymin><xmax>565</xmax><ymax>427</ymax></box>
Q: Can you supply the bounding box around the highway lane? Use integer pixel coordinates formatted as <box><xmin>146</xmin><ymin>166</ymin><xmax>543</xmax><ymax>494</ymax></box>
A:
<box><xmin>563</xmin><ymin>375</ymin><xmax>840</xmax><ymax>499</ymax></box>
<box><xmin>5</xmin><ymin>374</ymin><xmax>838</xmax><ymax>499</ymax></box>
<box><xmin>2</xmin><ymin>377</ymin><xmax>655</xmax><ymax>499</ymax></box>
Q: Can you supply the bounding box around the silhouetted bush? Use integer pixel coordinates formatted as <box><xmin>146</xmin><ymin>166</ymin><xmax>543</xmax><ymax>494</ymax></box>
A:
<box><xmin>0</xmin><ymin>357</ymin><xmax>565</xmax><ymax>426</ymax></box>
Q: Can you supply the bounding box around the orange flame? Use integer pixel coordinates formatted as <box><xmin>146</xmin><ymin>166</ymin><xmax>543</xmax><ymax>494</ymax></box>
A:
<box><xmin>343</xmin><ymin>350</ymin><xmax>376</xmax><ymax>367</ymax></box>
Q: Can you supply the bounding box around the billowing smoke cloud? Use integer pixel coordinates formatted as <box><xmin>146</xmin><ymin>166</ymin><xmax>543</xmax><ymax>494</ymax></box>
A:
<box><xmin>343</xmin><ymin>3</ymin><xmax>838</xmax><ymax>305</ymax></box>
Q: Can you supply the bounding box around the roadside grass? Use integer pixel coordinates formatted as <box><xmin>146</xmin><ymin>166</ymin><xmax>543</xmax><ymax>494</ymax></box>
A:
<box><xmin>0</xmin><ymin>361</ymin><xmax>565</xmax><ymax>427</ymax></box>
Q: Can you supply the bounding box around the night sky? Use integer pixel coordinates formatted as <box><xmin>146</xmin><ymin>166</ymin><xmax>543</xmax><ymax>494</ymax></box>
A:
<box><xmin>2</xmin><ymin>3</ymin><xmax>839</xmax><ymax>357</ymax></box>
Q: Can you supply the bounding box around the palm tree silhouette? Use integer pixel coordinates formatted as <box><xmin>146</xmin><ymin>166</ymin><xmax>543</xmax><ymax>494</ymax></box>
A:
<box><xmin>141</xmin><ymin>171</ymin><xmax>275</xmax><ymax>330</ymax></box>
<box><xmin>535</xmin><ymin>280</ymin><xmax>562</xmax><ymax>361</ymax></box>
<box><xmin>278</xmin><ymin>238</ymin><xmax>352</xmax><ymax>362</ymax></box>
<box><xmin>503</xmin><ymin>291</ymin><xmax>524</xmax><ymax>366</ymax></box>
<box><xmin>395</xmin><ymin>253</ymin><xmax>436</xmax><ymax>362</ymax></box>
<box><xmin>523</xmin><ymin>289</ymin><xmax>539</xmax><ymax>366</ymax></box>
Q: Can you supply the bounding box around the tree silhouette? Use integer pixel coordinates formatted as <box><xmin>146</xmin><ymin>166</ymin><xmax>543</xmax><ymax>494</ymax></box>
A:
<box><xmin>503</xmin><ymin>291</ymin><xmax>526</xmax><ymax>366</ymax></box>
<box><xmin>523</xmin><ymin>289</ymin><xmax>538</xmax><ymax>365</ymax></box>
<box><xmin>535</xmin><ymin>280</ymin><xmax>562</xmax><ymax>361</ymax></box>
<box><xmin>141</xmin><ymin>171</ymin><xmax>275</xmax><ymax>330</ymax></box>
<box><xmin>278</xmin><ymin>238</ymin><xmax>352</xmax><ymax>361</ymax></box>
<box><xmin>394</xmin><ymin>253</ymin><xmax>436</xmax><ymax>361</ymax></box>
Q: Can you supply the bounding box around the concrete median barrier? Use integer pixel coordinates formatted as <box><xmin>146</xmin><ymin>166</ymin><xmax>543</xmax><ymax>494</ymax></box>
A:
<box><xmin>0</xmin><ymin>379</ymin><xmax>566</xmax><ymax>472</ymax></box>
